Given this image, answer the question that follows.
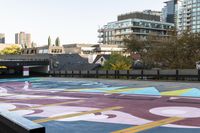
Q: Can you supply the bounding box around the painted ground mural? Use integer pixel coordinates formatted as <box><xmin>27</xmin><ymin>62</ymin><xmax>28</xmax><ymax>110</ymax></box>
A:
<box><xmin>0</xmin><ymin>78</ymin><xmax>200</xmax><ymax>133</ymax></box>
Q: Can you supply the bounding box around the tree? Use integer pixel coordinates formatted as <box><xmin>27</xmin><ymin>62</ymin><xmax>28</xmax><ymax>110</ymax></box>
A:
<box><xmin>0</xmin><ymin>45</ymin><xmax>21</xmax><ymax>55</ymax></box>
<box><xmin>143</xmin><ymin>38</ymin><xmax>178</xmax><ymax>68</ymax></box>
<box><xmin>102</xmin><ymin>53</ymin><xmax>132</xmax><ymax>70</ymax></box>
<box><xmin>48</xmin><ymin>36</ymin><xmax>51</xmax><ymax>47</ymax></box>
<box><xmin>123</xmin><ymin>30</ymin><xmax>200</xmax><ymax>69</ymax></box>
<box><xmin>123</xmin><ymin>35</ymin><xmax>145</xmax><ymax>53</ymax></box>
<box><xmin>175</xmin><ymin>31</ymin><xmax>200</xmax><ymax>68</ymax></box>
<box><xmin>55</xmin><ymin>37</ymin><xmax>60</xmax><ymax>46</ymax></box>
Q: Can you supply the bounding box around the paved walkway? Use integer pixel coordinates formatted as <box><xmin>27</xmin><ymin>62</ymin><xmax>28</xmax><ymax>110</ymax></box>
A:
<box><xmin>0</xmin><ymin>78</ymin><xmax>200</xmax><ymax>133</ymax></box>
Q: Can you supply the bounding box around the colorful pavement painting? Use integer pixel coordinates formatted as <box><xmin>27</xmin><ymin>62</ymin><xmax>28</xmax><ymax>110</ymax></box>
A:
<box><xmin>0</xmin><ymin>78</ymin><xmax>200</xmax><ymax>133</ymax></box>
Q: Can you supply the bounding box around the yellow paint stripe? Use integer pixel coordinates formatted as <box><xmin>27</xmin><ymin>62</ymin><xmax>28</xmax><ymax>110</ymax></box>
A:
<box><xmin>33</xmin><ymin>106</ymin><xmax>123</xmax><ymax>123</ymax></box>
<box><xmin>64</xmin><ymin>88</ymin><xmax>106</xmax><ymax>92</ymax></box>
<box><xmin>106</xmin><ymin>88</ymin><xmax>142</xmax><ymax>94</ymax></box>
<box><xmin>10</xmin><ymin>100</ymin><xmax>84</xmax><ymax>111</ymax></box>
<box><xmin>112</xmin><ymin>117</ymin><xmax>184</xmax><ymax>133</ymax></box>
<box><xmin>161</xmin><ymin>89</ymin><xmax>192</xmax><ymax>96</ymax></box>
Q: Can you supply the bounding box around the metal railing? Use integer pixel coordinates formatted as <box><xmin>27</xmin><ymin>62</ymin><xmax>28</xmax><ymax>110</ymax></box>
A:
<box><xmin>49</xmin><ymin>69</ymin><xmax>200</xmax><ymax>81</ymax></box>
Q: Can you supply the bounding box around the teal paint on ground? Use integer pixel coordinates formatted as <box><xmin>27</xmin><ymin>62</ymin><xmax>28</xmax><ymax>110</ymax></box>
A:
<box><xmin>26</xmin><ymin>117</ymin><xmax>200</xmax><ymax>133</ymax></box>
<box><xmin>121</xmin><ymin>87</ymin><xmax>160</xmax><ymax>96</ymax></box>
<box><xmin>26</xmin><ymin>117</ymin><xmax>132</xmax><ymax>133</ymax></box>
<box><xmin>0</xmin><ymin>78</ymin><xmax>40</xmax><ymax>83</ymax></box>
<box><xmin>140</xmin><ymin>126</ymin><xmax>200</xmax><ymax>133</ymax></box>
<box><xmin>181</xmin><ymin>88</ymin><xmax>200</xmax><ymax>97</ymax></box>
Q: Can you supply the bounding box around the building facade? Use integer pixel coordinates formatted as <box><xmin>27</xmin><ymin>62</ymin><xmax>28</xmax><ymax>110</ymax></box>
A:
<box><xmin>63</xmin><ymin>44</ymin><xmax>126</xmax><ymax>56</ymax></box>
<box><xmin>161</xmin><ymin>0</ymin><xmax>177</xmax><ymax>24</ymax></box>
<box><xmin>98</xmin><ymin>11</ymin><xmax>174</xmax><ymax>45</ymax></box>
<box><xmin>15</xmin><ymin>32</ymin><xmax>31</xmax><ymax>48</ymax></box>
<box><xmin>118</xmin><ymin>10</ymin><xmax>161</xmax><ymax>21</ymax></box>
<box><xmin>0</xmin><ymin>33</ymin><xmax>5</xmax><ymax>44</ymax></box>
<box><xmin>176</xmin><ymin>0</ymin><xmax>200</xmax><ymax>33</ymax></box>
<box><xmin>21</xmin><ymin>45</ymin><xmax>64</xmax><ymax>55</ymax></box>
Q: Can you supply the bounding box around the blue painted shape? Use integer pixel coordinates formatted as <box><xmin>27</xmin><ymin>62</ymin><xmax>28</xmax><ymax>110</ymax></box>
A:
<box><xmin>140</xmin><ymin>126</ymin><xmax>200</xmax><ymax>133</ymax></box>
<box><xmin>121</xmin><ymin>87</ymin><xmax>160</xmax><ymax>96</ymax></box>
<box><xmin>26</xmin><ymin>117</ymin><xmax>132</xmax><ymax>133</ymax></box>
<box><xmin>26</xmin><ymin>117</ymin><xmax>200</xmax><ymax>133</ymax></box>
<box><xmin>181</xmin><ymin>88</ymin><xmax>200</xmax><ymax>97</ymax></box>
<box><xmin>0</xmin><ymin>78</ymin><xmax>40</xmax><ymax>83</ymax></box>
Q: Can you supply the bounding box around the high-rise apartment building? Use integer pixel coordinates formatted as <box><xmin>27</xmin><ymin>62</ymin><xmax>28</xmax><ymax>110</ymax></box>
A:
<box><xmin>175</xmin><ymin>0</ymin><xmax>182</xmax><ymax>27</ymax></box>
<box><xmin>15</xmin><ymin>32</ymin><xmax>31</xmax><ymax>48</ymax></box>
<box><xmin>98</xmin><ymin>11</ymin><xmax>174</xmax><ymax>45</ymax></box>
<box><xmin>26</xmin><ymin>33</ymin><xmax>31</xmax><ymax>47</ymax></box>
<box><xmin>0</xmin><ymin>33</ymin><xmax>5</xmax><ymax>43</ymax></box>
<box><xmin>161</xmin><ymin>0</ymin><xmax>177</xmax><ymax>24</ymax></box>
<box><xmin>176</xmin><ymin>0</ymin><xmax>200</xmax><ymax>33</ymax></box>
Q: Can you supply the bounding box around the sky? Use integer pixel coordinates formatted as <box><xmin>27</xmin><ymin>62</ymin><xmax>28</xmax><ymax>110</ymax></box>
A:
<box><xmin>0</xmin><ymin>0</ymin><xmax>166</xmax><ymax>45</ymax></box>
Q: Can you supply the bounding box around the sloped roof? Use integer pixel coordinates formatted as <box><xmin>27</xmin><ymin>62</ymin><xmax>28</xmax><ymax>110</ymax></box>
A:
<box><xmin>51</xmin><ymin>54</ymin><xmax>100</xmax><ymax>70</ymax></box>
<box><xmin>93</xmin><ymin>55</ymin><xmax>111</xmax><ymax>64</ymax></box>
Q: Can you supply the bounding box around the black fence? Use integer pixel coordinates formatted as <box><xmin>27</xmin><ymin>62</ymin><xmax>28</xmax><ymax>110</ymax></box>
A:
<box><xmin>49</xmin><ymin>69</ymin><xmax>200</xmax><ymax>81</ymax></box>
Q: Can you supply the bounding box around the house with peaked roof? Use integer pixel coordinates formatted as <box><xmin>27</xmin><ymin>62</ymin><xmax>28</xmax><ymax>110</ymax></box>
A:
<box><xmin>93</xmin><ymin>55</ymin><xmax>111</xmax><ymax>66</ymax></box>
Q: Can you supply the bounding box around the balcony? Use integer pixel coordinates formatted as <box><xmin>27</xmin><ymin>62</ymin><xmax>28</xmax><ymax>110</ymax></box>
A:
<box><xmin>115</xmin><ymin>32</ymin><xmax>122</xmax><ymax>35</ymax></box>
<box><xmin>98</xmin><ymin>28</ymin><xmax>104</xmax><ymax>32</ymax></box>
<box><xmin>98</xmin><ymin>39</ymin><xmax>106</xmax><ymax>43</ymax></box>
<box><xmin>114</xmin><ymin>38</ymin><xmax>123</xmax><ymax>41</ymax></box>
<box><xmin>98</xmin><ymin>34</ymin><xmax>104</xmax><ymax>38</ymax></box>
<box><xmin>187</xmin><ymin>15</ymin><xmax>191</xmax><ymax>18</ymax></box>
